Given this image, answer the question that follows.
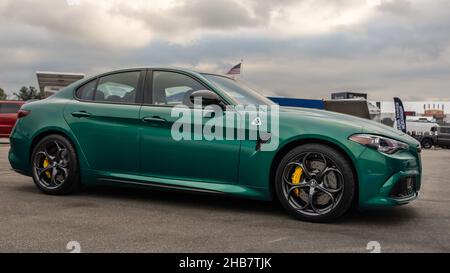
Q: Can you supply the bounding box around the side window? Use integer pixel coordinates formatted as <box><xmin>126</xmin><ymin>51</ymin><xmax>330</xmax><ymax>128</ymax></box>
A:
<box><xmin>152</xmin><ymin>71</ymin><xmax>205</xmax><ymax>106</ymax></box>
<box><xmin>94</xmin><ymin>71</ymin><xmax>140</xmax><ymax>103</ymax></box>
<box><xmin>75</xmin><ymin>80</ymin><xmax>97</xmax><ymax>101</ymax></box>
<box><xmin>0</xmin><ymin>104</ymin><xmax>21</xmax><ymax>113</ymax></box>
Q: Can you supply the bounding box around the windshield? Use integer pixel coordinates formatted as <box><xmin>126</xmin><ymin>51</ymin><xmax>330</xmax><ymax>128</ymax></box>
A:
<box><xmin>202</xmin><ymin>74</ymin><xmax>275</xmax><ymax>106</ymax></box>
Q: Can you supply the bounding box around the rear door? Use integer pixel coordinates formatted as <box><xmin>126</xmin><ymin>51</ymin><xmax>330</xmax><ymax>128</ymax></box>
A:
<box><xmin>63</xmin><ymin>70</ymin><xmax>145</xmax><ymax>175</ymax></box>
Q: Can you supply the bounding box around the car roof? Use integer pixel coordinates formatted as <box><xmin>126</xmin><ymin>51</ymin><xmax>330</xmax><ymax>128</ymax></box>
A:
<box><xmin>93</xmin><ymin>66</ymin><xmax>228</xmax><ymax>79</ymax></box>
<box><xmin>53</xmin><ymin>66</ymin><xmax>236</xmax><ymax>101</ymax></box>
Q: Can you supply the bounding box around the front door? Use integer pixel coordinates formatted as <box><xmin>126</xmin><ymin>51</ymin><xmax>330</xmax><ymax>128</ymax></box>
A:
<box><xmin>139</xmin><ymin>70</ymin><xmax>241</xmax><ymax>184</ymax></box>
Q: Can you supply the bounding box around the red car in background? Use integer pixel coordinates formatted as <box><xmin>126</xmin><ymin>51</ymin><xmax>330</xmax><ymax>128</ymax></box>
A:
<box><xmin>0</xmin><ymin>101</ymin><xmax>25</xmax><ymax>138</ymax></box>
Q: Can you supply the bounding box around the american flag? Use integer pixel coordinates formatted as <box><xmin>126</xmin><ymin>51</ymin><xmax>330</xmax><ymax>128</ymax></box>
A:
<box><xmin>226</xmin><ymin>63</ymin><xmax>241</xmax><ymax>75</ymax></box>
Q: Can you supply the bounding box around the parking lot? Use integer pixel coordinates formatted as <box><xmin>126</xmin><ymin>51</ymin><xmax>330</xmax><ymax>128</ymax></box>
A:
<box><xmin>0</xmin><ymin>139</ymin><xmax>449</xmax><ymax>253</ymax></box>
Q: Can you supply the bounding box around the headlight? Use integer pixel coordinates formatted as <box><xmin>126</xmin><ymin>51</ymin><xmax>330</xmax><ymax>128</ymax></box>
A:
<box><xmin>349</xmin><ymin>134</ymin><xmax>409</xmax><ymax>154</ymax></box>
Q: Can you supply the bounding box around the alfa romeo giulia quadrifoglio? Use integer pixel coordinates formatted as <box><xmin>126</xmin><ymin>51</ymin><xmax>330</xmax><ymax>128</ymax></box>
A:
<box><xmin>8</xmin><ymin>67</ymin><xmax>422</xmax><ymax>222</ymax></box>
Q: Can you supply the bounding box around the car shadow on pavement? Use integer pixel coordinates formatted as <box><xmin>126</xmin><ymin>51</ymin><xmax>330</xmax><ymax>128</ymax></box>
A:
<box><xmin>87</xmin><ymin>185</ymin><xmax>286</xmax><ymax>216</ymax></box>
<box><xmin>13</xmin><ymin>183</ymin><xmax>418</xmax><ymax>225</ymax></box>
<box><xmin>14</xmin><ymin>183</ymin><xmax>285</xmax><ymax>216</ymax></box>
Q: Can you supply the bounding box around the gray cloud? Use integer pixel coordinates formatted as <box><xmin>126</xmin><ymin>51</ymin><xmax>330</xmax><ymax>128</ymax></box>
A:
<box><xmin>0</xmin><ymin>0</ymin><xmax>450</xmax><ymax>101</ymax></box>
<box><xmin>377</xmin><ymin>0</ymin><xmax>413</xmax><ymax>15</ymax></box>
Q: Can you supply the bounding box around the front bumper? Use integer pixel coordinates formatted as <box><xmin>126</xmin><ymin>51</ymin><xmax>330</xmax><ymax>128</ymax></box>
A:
<box><xmin>361</xmin><ymin>170</ymin><xmax>421</xmax><ymax>208</ymax></box>
<box><xmin>357</xmin><ymin>145</ymin><xmax>422</xmax><ymax>209</ymax></box>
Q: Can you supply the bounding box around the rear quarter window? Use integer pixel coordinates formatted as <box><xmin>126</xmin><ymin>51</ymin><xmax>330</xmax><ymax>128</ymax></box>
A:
<box><xmin>94</xmin><ymin>71</ymin><xmax>140</xmax><ymax>104</ymax></box>
<box><xmin>75</xmin><ymin>80</ymin><xmax>97</xmax><ymax>101</ymax></box>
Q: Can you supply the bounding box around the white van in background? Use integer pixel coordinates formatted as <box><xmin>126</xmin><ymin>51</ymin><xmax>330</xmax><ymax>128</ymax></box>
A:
<box><xmin>394</xmin><ymin>116</ymin><xmax>439</xmax><ymax>135</ymax></box>
<box><xmin>406</xmin><ymin>116</ymin><xmax>436</xmax><ymax>123</ymax></box>
<box><xmin>406</xmin><ymin>121</ymin><xmax>439</xmax><ymax>135</ymax></box>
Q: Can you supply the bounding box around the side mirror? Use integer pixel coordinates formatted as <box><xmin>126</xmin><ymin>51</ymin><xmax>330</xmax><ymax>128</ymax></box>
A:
<box><xmin>189</xmin><ymin>90</ymin><xmax>223</xmax><ymax>107</ymax></box>
<box><xmin>431</xmin><ymin>126</ymin><xmax>438</xmax><ymax>132</ymax></box>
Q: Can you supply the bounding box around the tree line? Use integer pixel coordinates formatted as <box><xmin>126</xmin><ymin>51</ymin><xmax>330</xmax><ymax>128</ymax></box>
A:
<box><xmin>0</xmin><ymin>86</ymin><xmax>45</xmax><ymax>101</ymax></box>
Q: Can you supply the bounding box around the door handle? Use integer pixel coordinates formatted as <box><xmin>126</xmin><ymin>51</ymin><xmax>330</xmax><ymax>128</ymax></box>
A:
<box><xmin>71</xmin><ymin>111</ymin><xmax>91</xmax><ymax>118</ymax></box>
<box><xmin>142</xmin><ymin>116</ymin><xmax>167</xmax><ymax>123</ymax></box>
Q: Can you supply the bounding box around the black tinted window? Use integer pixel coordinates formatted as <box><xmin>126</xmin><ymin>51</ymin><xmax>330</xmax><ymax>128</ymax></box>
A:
<box><xmin>76</xmin><ymin>80</ymin><xmax>97</xmax><ymax>101</ymax></box>
<box><xmin>152</xmin><ymin>71</ymin><xmax>205</xmax><ymax>106</ymax></box>
<box><xmin>95</xmin><ymin>72</ymin><xmax>140</xmax><ymax>103</ymax></box>
<box><xmin>0</xmin><ymin>104</ymin><xmax>21</xmax><ymax>113</ymax></box>
<box><xmin>441</xmin><ymin>128</ymin><xmax>450</xmax><ymax>134</ymax></box>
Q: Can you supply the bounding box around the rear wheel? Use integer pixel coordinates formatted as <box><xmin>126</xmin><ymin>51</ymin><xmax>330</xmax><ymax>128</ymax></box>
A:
<box><xmin>31</xmin><ymin>135</ymin><xmax>80</xmax><ymax>195</ymax></box>
<box><xmin>275</xmin><ymin>144</ymin><xmax>355</xmax><ymax>222</ymax></box>
<box><xmin>421</xmin><ymin>138</ymin><xmax>433</xmax><ymax>149</ymax></box>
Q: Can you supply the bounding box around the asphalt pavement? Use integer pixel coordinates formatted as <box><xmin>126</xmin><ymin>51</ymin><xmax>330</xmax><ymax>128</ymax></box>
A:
<box><xmin>0</xmin><ymin>139</ymin><xmax>449</xmax><ymax>252</ymax></box>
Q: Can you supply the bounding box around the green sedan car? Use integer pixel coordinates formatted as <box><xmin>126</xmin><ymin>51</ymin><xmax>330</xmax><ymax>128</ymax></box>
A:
<box><xmin>8</xmin><ymin>67</ymin><xmax>422</xmax><ymax>222</ymax></box>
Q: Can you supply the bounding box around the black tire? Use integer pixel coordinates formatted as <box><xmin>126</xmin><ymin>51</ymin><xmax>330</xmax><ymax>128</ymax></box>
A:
<box><xmin>275</xmin><ymin>144</ymin><xmax>355</xmax><ymax>222</ymax></box>
<box><xmin>31</xmin><ymin>134</ymin><xmax>80</xmax><ymax>195</ymax></box>
<box><xmin>421</xmin><ymin>138</ymin><xmax>433</xmax><ymax>149</ymax></box>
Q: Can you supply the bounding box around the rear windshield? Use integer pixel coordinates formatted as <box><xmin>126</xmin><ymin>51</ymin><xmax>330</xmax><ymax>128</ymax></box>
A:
<box><xmin>0</xmin><ymin>103</ymin><xmax>21</xmax><ymax>114</ymax></box>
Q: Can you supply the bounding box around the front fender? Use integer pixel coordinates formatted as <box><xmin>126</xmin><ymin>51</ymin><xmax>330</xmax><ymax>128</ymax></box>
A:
<box><xmin>237</xmin><ymin>114</ymin><xmax>366</xmax><ymax>200</ymax></box>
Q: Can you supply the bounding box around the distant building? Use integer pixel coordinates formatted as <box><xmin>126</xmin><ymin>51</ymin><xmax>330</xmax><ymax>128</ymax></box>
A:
<box><xmin>268</xmin><ymin>97</ymin><xmax>324</xmax><ymax>109</ymax></box>
<box><xmin>376</xmin><ymin>101</ymin><xmax>450</xmax><ymax>124</ymax></box>
<box><xmin>269</xmin><ymin>96</ymin><xmax>379</xmax><ymax>121</ymax></box>
<box><xmin>36</xmin><ymin>71</ymin><xmax>85</xmax><ymax>98</ymax></box>
<box><xmin>331</xmin><ymin>92</ymin><xmax>367</xmax><ymax>100</ymax></box>
<box><xmin>404</xmin><ymin>111</ymin><xmax>416</xmax><ymax>116</ymax></box>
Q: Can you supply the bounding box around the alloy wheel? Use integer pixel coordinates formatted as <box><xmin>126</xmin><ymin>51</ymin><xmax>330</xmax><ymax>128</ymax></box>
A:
<box><xmin>281</xmin><ymin>152</ymin><xmax>345</xmax><ymax>216</ymax></box>
<box><xmin>33</xmin><ymin>140</ymin><xmax>70</xmax><ymax>190</ymax></box>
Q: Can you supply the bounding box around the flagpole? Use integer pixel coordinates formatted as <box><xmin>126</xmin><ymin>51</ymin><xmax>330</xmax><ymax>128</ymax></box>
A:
<box><xmin>240</xmin><ymin>59</ymin><xmax>244</xmax><ymax>79</ymax></box>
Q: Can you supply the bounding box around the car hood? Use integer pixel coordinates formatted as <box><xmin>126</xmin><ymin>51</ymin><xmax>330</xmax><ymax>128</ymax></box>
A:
<box><xmin>278</xmin><ymin>107</ymin><xmax>420</xmax><ymax>147</ymax></box>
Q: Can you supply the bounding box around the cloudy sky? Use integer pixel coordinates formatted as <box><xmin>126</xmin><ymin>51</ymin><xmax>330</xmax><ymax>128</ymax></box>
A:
<box><xmin>1</xmin><ymin>0</ymin><xmax>450</xmax><ymax>100</ymax></box>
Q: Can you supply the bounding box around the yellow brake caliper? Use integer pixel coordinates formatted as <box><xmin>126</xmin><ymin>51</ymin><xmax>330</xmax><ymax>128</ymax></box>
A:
<box><xmin>43</xmin><ymin>158</ymin><xmax>52</xmax><ymax>179</ymax></box>
<box><xmin>291</xmin><ymin>166</ymin><xmax>303</xmax><ymax>197</ymax></box>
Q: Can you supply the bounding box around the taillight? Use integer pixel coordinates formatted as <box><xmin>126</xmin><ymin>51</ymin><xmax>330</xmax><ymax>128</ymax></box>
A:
<box><xmin>17</xmin><ymin>109</ymin><xmax>31</xmax><ymax>118</ymax></box>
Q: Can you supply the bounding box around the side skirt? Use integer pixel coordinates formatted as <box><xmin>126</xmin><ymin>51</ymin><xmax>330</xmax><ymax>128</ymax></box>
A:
<box><xmin>80</xmin><ymin>169</ymin><xmax>272</xmax><ymax>201</ymax></box>
<box><xmin>99</xmin><ymin>178</ymin><xmax>223</xmax><ymax>195</ymax></box>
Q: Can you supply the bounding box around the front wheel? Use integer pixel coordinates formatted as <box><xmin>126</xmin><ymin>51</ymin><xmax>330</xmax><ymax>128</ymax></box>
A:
<box><xmin>275</xmin><ymin>144</ymin><xmax>355</xmax><ymax>222</ymax></box>
<box><xmin>31</xmin><ymin>135</ymin><xmax>80</xmax><ymax>195</ymax></box>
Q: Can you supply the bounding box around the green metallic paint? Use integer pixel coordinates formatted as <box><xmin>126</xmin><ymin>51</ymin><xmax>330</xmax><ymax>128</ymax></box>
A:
<box><xmin>139</xmin><ymin>106</ymin><xmax>241</xmax><ymax>184</ymax></box>
<box><xmin>63</xmin><ymin>100</ymin><xmax>142</xmax><ymax>175</ymax></box>
<box><xmin>9</xmin><ymin>66</ymin><xmax>422</xmax><ymax>209</ymax></box>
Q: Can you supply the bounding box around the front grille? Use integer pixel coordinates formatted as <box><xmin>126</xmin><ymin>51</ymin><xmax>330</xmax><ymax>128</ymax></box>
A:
<box><xmin>390</xmin><ymin>176</ymin><xmax>416</xmax><ymax>199</ymax></box>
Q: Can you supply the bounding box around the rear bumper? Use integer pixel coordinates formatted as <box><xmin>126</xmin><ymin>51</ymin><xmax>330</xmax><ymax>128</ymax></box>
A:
<box><xmin>8</xmin><ymin>131</ymin><xmax>32</xmax><ymax>176</ymax></box>
<box><xmin>10</xmin><ymin>167</ymin><xmax>30</xmax><ymax>176</ymax></box>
